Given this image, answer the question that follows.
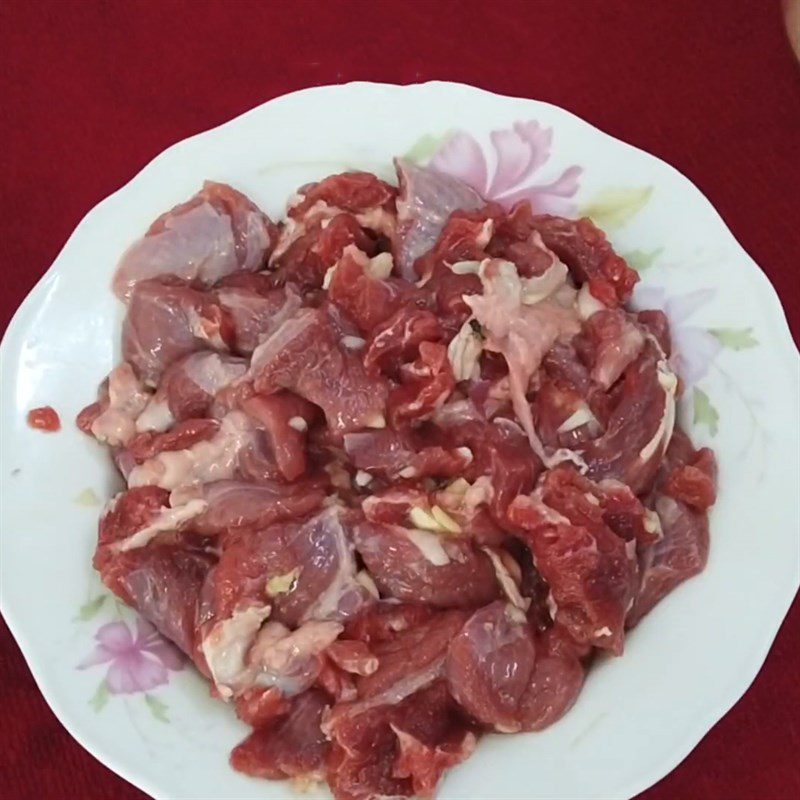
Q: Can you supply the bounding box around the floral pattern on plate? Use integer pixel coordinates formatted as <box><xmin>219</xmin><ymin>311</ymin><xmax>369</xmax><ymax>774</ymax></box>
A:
<box><xmin>77</xmin><ymin>603</ymin><xmax>183</xmax><ymax>721</ymax></box>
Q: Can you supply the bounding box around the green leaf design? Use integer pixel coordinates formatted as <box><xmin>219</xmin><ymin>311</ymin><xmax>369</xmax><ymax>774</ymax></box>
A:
<box><xmin>709</xmin><ymin>327</ymin><xmax>759</xmax><ymax>350</ymax></box>
<box><xmin>90</xmin><ymin>680</ymin><xmax>109</xmax><ymax>713</ymax></box>
<box><xmin>402</xmin><ymin>132</ymin><xmax>451</xmax><ymax>164</ymax></box>
<box><xmin>144</xmin><ymin>694</ymin><xmax>170</xmax><ymax>723</ymax></box>
<box><xmin>580</xmin><ymin>186</ymin><xmax>653</xmax><ymax>229</ymax></box>
<box><xmin>623</xmin><ymin>247</ymin><xmax>664</xmax><ymax>273</ymax></box>
<box><xmin>77</xmin><ymin>595</ymin><xmax>107</xmax><ymax>622</ymax></box>
<box><xmin>693</xmin><ymin>387</ymin><xmax>719</xmax><ymax>436</ymax></box>
<box><xmin>74</xmin><ymin>487</ymin><xmax>101</xmax><ymax>506</ymax></box>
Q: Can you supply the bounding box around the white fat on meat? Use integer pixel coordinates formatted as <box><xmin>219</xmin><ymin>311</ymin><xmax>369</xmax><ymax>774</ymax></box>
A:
<box><xmin>110</xmin><ymin>498</ymin><xmax>208</xmax><ymax>552</ymax></box>
<box><xmin>447</xmin><ymin>320</ymin><xmax>483</xmax><ymax>382</ymax></box>
<box><xmin>182</xmin><ymin>351</ymin><xmax>248</xmax><ymax>395</ymax></box>
<box><xmin>557</xmin><ymin>402</ymin><xmax>601</xmax><ymax>435</ymax></box>
<box><xmin>322</xmin><ymin>265</ymin><xmax>337</xmax><ymax>289</ymax></box>
<box><xmin>201</xmin><ymin>604</ymin><xmax>272</xmax><ymax>699</ymax></box>
<box><xmin>298</xmin><ymin>508</ymin><xmax>365</xmax><ymax>624</ymax></box>
<box><xmin>404</xmin><ymin>528</ymin><xmax>451</xmax><ymax>566</ymax></box>
<box><xmin>135</xmin><ymin>352</ymin><xmax>246</xmax><ymax>433</ymax></box>
<box><xmin>448</xmin><ymin>260</ymin><xmax>481</xmax><ymax>275</ymax></box>
<box><xmin>465</xmin><ymin>259</ymin><xmax>581</xmax><ymax>467</ymax></box>
<box><xmin>127</xmin><ymin>411</ymin><xmax>253</xmax><ymax>490</ymax></box>
<box><xmin>354</xmin><ymin>207</ymin><xmax>397</xmax><ymax>240</ymax></box>
<box><xmin>355</xmin><ymin>569</ymin><xmax>380</xmax><ymax>599</ymax></box>
<box><xmin>591</xmin><ymin>317</ymin><xmax>646</xmax><ymax>390</ymax></box>
<box><xmin>437</xmin><ymin>475</ymin><xmax>494</xmax><ymax>519</ymax></box>
<box><xmin>520</xmin><ymin>258</ymin><xmax>569</xmax><ymax>308</ymax></box>
<box><xmin>482</xmin><ymin>547</ymin><xmax>530</xmax><ymax>611</ymax></box>
<box><xmin>637</xmin><ymin>361</ymin><xmax>678</xmax><ymax>465</ymax></box>
<box><xmin>249</xmin><ymin>619</ymin><xmax>343</xmax><ymax>696</ymax></box>
<box><xmin>269</xmin><ymin>199</ymin><xmax>341</xmax><ymax>264</ymax></box>
<box><xmin>134</xmin><ymin>397</ymin><xmax>174</xmax><ymax>433</ymax></box>
<box><xmin>90</xmin><ymin>363</ymin><xmax>151</xmax><ymax>446</ymax></box>
<box><xmin>643</xmin><ymin>508</ymin><xmax>664</xmax><ymax>539</ymax></box>
<box><xmin>576</xmin><ymin>282</ymin><xmax>606</xmax><ymax>320</ymax></box>
<box><xmin>270</xmin><ymin>201</ymin><xmax>395</xmax><ymax>267</ymax></box>
<box><xmin>365</xmin><ymin>252</ymin><xmax>394</xmax><ymax>280</ymax></box>
<box><xmin>185</xmin><ymin>307</ymin><xmax>229</xmax><ymax>351</ymax></box>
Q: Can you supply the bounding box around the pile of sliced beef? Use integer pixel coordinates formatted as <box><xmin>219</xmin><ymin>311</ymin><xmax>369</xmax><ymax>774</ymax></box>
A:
<box><xmin>79</xmin><ymin>160</ymin><xmax>717</xmax><ymax>800</ymax></box>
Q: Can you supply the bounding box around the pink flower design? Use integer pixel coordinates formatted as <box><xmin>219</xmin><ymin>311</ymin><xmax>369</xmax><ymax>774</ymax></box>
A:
<box><xmin>429</xmin><ymin>121</ymin><xmax>582</xmax><ymax>215</ymax></box>
<box><xmin>78</xmin><ymin>618</ymin><xmax>184</xmax><ymax>694</ymax></box>
<box><xmin>633</xmin><ymin>285</ymin><xmax>722</xmax><ymax>387</ymax></box>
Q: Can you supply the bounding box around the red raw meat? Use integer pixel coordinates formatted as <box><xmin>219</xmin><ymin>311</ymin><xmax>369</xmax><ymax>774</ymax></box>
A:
<box><xmin>628</xmin><ymin>428</ymin><xmax>715</xmax><ymax>625</ymax></box>
<box><xmin>530</xmin><ymin>215</ymin><xmax>639</xmax><ymax>307</ymax></box>
<box><xmin>535</xmin><ymin>467</ymin><xmax>659</xmax><ymax>547</ymax></box>
<box><xmin>76</xmin><ymin>401</ymin><xmax>103</xmax><ymax>435</ymax></box>
<box><xmin>122</xmin><ymin>278</ymin><xmax>233</xmax><ymax>386</ymax></box>
<box><xmin>439</xmin><ymin>418</ymin><xmax>543</xmax><ymax>521</ymax></box>
<box><xmin>327</xmin><ymin>640</ymin><xmax>379</xmax><ymax>676</ymax></box>
<box><xmin>487</xmin><ymin>202</ymin><xmax>562</xmax><ymax>277</ymax></box>
<box><xmin>388</xmin><ymin>342</ymin><xmax>456</xmax><ymax>426</ymax></box>
<box><xmin>125</xmin><ymin>418</ymin><xmax>220</xmax><ymax>463</ymax></box>
<box><xmin>579</xmin><ymin>308</ymin><xmax>645</xmax><ymax>389</ymax></box>
<box><xmin>413</xmin><ymin>206</ymin><xmax>498</xmax><ymax>286</ymax></box>
<box><xmin>628</xmin><ymin>494</ymin><xmax>710</xmax><ymax>626</ymax></box>
<box><xmin>97</xmin><ymin>538</ymin><xmax>213</xmax><ymax>671</ymax></box>
<box><xmin>446</xmin><ymin>601</ymin><xmax>584</xmax><ymax>732</ymax></box>
<box><xmin>80</xmin><ymin>164</ymin><xmax>718</xmax><ymax>800</ymax></box>
<box><xmin>214</xmin><ymin>284</ymin><xmax>303</xmax><ymax>354</ymax></box>
<box><xmin>364</xmin><ymin>306</ymin><xmax>442</xmax><ymax>375</ymax></box>
<box><xmin>241</xmin><ymin>392</ymin><xmax>318</xmax><ymax>481</ymax></box>
<box><xmin>344</xmin><ymin>428</ymin><xmax>472</xmax><ymax>481</ymax></box>
<box><xmin>231</xmin><ymin>690</ymin><xmax>330</xmax><ymax>780</ymax></box>
<box><xmin>342</xmin><ymin>428</ymin><xmax>414</xmax><ymax>476</ymax></box>
<box><xmin>353</xmin><ymin>520</ymin><xmax>499</xmax><ymax>609</ymax></box>
<box><xmin>579</xmin><ymin>344</ymin><xmax>677</xmax><ymax>495</ymax></box>
<box><xmin>250</xmin><ymin>305</ymin><xmax>389</xmax><ymax>433</ymax></box>
<box><xmin>394</xmin><ymin>159</ymin><xmax>485</xmax><ymax>280</ymax></box>
<box><xmin>315</xmin><ymin>655</ymin><xmax>358</xmax><ymax>703</ymax></box>
<box><xmin>328</xmin><ymin>681</ymin><xmax>475</xmax><ymax>800</ymax></box>
<box><xmin>234</xmin><ymin>686</ymin><xmax>291</xmax><ymax>728</ymax></box>
<box><xmin>425</xmin><ymin>262</ymin><xmax>483</xmax><ymax>333</ymax></box>
<box><xmin>533</xmin><ymin>378</ymin><xmax>595</xmax><ymax>448</ymax></box>
<box><xmin>328</xmin><ymin>245</ymin><xmax>411</xmax><ymax>333</ymax></box>
<box><xmin>143</xmin><ymin>351</ymin><xmax>247</xmax><ymax>424</ymax></box>
<box><xmin>94</xmin><ymin>487</ymin><xmax>171</xmax><ymax>561</ymax></box>
<box><xmin>663</xmin><ymin>443</ymin><xmax>717</xmax><ymax>511</ymax></box>
<box><xmin>362</xmin><ymin>487</ymin><xmax>431</xmax><ymax>526</ymax></box>
<box><xmin>27</xmin><ymin>406</ymin><xmax>61</xmax><ymax>431</ymax></box>
<box><xmin>290</xmin><ymin>171</ymin><xmax>397</xmax><ymax>221</ymax></box>
<box><xmin>271</xmin><ymin>213</ymin><xmax>380</xmax><ymax>291</ymax></box>
<box><xmin>114</xmin><ymin>181</ymin><xmax>277</xmax><ymax>301</ymax></box>
<box><xmin>181</xmin><ymin>479</ymin><xmax>326</xmax><ymax>537</ymax></box>
<box><xmin>636</xmin><ymin>309</ymin><xmax>672</xmax><ymax>356</ymax></box>
<box><xmin>542</xmin><ymin>341</ymin><xmax>593</xmax><ymax>395</ymax></box>
<box><xmin>508</xmin><ymin>472</ymin><xmax>639</xmax><ymax>654</ymax></box>
<box><xmin>342</xmin><ymin>610</ymin><xmax>468</xmax><ymax>711</ymax></box>
<box><xmin>213</xmin><ymin>506</ymin><xmax>371</xmax><ymax>628</ymax></box>
<box><xmin>342</xmin><ymin>603</ymin><xmax>437</xmax><ymax>645</ymax></box>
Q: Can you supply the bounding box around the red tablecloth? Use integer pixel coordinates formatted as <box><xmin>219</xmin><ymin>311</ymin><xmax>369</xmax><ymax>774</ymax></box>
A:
<box><xmin>1</xmin><ymin>1</ymin><xmax>798</xmax><ymax>798</ymax></box>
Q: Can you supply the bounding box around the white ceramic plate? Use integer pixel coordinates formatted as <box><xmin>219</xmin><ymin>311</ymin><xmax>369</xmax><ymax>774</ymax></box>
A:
<box><xmin>1</xmin><ymin>82</ymin><xmax>798</xmax><ymax>800</ymax></box>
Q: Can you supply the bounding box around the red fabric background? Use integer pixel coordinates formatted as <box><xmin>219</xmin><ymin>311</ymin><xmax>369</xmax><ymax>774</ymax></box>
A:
<box><xmin>1</xmin><ymin>1</ymin><xmax>798</xmax><ymax>798</ymax></box>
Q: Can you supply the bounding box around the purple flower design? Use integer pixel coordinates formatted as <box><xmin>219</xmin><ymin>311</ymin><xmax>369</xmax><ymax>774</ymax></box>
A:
<box><xmin>78</xmin><ymin>618</ymin><xmax>184</xmax><ymax>694</ymax></box>
<box><xmin>429</xmin><ymin>120</ymin><xmax>582</xmax><ymax>215</ymax></box>
<box><xmin>633</xmin><ymin>285</ymin><xmax>722</xmax><ymax>387</ymax></box>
